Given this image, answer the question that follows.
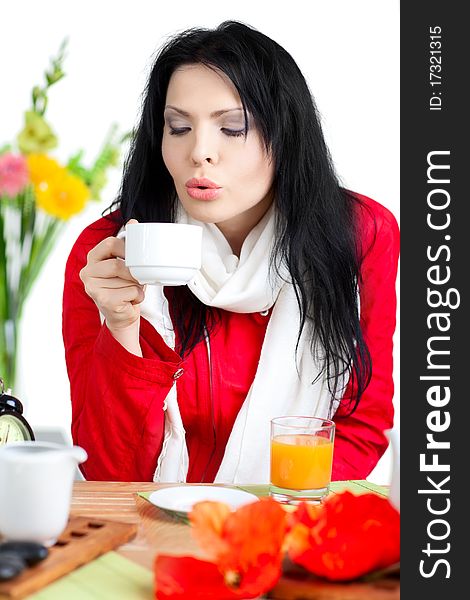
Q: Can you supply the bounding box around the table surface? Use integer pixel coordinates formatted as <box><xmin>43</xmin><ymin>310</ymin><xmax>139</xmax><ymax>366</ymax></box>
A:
<box><xmin>70</xmin><ymin>481</ymin><xmax>204</xmax><ymax>571</ymax></box>
<box><xmin>67</xmin><ymin>480</ymin><xmax>399</xmax><ymax>600</ymax></box>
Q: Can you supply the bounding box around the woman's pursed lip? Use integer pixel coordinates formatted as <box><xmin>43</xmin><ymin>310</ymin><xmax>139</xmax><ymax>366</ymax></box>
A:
<box><xmin>185</xmin><ymin>177</ymin><xmax>221</xmax><ymax>189</ymax></box>
<box><xmin>186</xmin><ymin>187</ymin><xmax>222</xmax><ymax>200</ymax></box>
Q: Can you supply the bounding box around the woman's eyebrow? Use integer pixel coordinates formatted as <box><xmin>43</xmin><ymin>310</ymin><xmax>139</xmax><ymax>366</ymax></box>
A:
<box><xmin>164</xmin><ymin>105</ymin><xmax>243</xmax><ymax>118</ymax></box>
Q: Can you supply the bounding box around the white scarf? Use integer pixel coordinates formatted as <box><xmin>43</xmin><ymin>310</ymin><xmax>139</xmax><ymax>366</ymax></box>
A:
<box><xmin>138</xmin><ymin>204</ymin><xmax>343</xmax><ymax>484</ymax></box>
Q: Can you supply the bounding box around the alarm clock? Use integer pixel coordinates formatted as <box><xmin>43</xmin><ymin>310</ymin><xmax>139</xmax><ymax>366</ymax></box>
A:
<box><xmin>0</xmin><ymin>377</ymin><xmax>35</xmax><ymax>444</ymax></box>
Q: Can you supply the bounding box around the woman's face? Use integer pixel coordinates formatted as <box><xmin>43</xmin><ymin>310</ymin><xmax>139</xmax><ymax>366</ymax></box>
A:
<box><xmin>162</xmin><ymin>64</ymin><xmax>274</xmax><ymax>248</ymax></box>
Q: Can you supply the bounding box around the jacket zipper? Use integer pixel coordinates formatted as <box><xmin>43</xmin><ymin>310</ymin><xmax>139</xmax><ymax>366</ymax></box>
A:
<box><xmin>201</xmin><ymin>328</ymin><xmax>217</xmax><ymax>482</ymax></box>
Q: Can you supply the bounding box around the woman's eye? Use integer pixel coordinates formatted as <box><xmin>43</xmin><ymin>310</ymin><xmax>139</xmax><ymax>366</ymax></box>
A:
<box><xmin>169</xmin><ymin>127</ymin><xmax>190</xmax><ymax>135</ymax></box>
<box><xmin>222</xmin><ymin>128</ymin><xmax>246</xmax><ymax>138</ymax></box>
<box><xmin>167</xmin><ymin>126</ymin><xmax>245</xmax><ymax>137</ymax></box>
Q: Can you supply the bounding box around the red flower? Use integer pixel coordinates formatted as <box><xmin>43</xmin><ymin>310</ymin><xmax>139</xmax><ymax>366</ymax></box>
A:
<box><xmin>154</xmin><ymin>498</ymin><xmax>287</xmax><ymax>599</ymax></box>
<box><xmin>155</xmin><ymin>554</ymin><xmax>281</xmax><ymax>599</ymax></box>
<box><xmin>286</xmin><ymin>491</ymin><xmax>400</xmax><ymax>581</ymax></box>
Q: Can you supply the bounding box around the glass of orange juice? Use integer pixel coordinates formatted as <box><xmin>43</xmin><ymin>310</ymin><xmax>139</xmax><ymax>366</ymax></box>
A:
<box><xmin>270</xmin><ymin>416</ymin><xmax>335</xmax><ymax>504</ymax></box>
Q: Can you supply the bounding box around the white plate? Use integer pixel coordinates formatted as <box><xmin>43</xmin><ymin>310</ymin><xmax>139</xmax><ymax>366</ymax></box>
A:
<box><xmin>148</xmin><ymin>485</ymin><xmax>259</xmax><ymax>517</ymax></box>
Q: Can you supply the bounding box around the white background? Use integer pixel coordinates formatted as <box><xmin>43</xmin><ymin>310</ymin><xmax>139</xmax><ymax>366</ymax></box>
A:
<box><xmin>1</xmin><ymin>0</ymin><xmax>399</xmax><ymax>483</ymax></box>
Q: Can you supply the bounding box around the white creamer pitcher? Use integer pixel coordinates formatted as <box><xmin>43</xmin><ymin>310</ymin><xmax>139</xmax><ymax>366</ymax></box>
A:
<box><xmin>0</xmin><ymin>441</ymin><xmax>87</xmax><ymax>546</ymax></box>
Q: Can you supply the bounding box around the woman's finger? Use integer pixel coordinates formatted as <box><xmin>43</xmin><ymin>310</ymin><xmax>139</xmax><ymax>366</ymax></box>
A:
<box><xmin>84</xmin><ymin>257</ymin><xmax>138</xmax><ymax>282</ymax></box>
<box><xmin>95</xmin><ymin>285</ymin><xmax>145</xmax><ymax>313</ymax></box>
<box><xmin>86</xmin><ymin>277</ymin><xmax>144</xmax><ymax>290</ymax></box>
<box><xmin>87</xmin><ymin>236</ymin><xmax>125</xmax><ymax>263</ymax></box>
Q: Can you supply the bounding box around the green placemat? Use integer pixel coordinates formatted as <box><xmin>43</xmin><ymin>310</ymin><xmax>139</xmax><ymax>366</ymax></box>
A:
<box><xmin>330</xmin><ymin>480</ymin><xmax>389</xmax><ymax>496</ymax></box>
<box><xmin>237</xmin><ymin>482</ymin><xmax>388</xmax><ymax>497</ymax></box>
<box><xmin>138</xmin><ymin>480</ymin><xmax>388</xmax><ymax>506</ymax></box>
<box><xmin>28</xmin><ymin>552</ymin><xmax>153</xmax><ymax>600</ymax></box>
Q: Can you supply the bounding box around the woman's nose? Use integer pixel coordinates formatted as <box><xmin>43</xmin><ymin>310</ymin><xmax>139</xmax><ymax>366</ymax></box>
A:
<box><xmin>189</xmin><ymin>130</ymin><xmax>218</xmax><ymax>166</ymax></box>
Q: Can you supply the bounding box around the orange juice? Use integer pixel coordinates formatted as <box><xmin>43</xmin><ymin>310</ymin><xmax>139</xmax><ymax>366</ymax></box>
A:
<box><xmin>270</xmin><ymin>434</ymin><xmax>334</xmax><ymax>490</ymax></box>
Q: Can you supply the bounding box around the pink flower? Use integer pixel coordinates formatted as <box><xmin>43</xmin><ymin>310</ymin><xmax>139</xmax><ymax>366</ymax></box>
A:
<box><xmin>0</xmin><ymin>153</ymin><xmax>29</xmax><ymax>196</ymax></box>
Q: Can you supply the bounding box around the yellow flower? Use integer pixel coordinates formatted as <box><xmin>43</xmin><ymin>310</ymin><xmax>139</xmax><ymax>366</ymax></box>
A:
<box><xmin>36</xmin><ymin>172</ymin><xmax>89</xmax><ymax>220</ymax></box>
<box><xmin>26</xmin><ymin>154</ymin><xmax>90</xmax><ymax>220</ymax></box>
<box><xmin>27</xmin><ymin>153</ymin><xmax>63</xmax><ymax>184</ymax></box>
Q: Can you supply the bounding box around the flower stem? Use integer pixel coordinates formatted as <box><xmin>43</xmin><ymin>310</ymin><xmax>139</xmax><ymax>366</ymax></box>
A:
<box><xmin>0</xmin><ymin>203</ymin><xmax>17</xmax><ymax>388</ymax></box>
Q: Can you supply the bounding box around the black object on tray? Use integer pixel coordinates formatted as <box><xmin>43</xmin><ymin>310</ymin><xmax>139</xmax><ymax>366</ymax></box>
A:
<box><xmin>0</xmin><ymin>542</ymin><xmax>49</xmax><ymax>580</ymax></box>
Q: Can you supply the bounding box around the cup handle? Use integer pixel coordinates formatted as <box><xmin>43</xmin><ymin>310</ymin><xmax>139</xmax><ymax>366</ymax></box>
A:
<box><xmin>69</xmin><ymin>446</ymin><xmax>88</xmax><ymax>464</ymax></box>
<box><xmin>117</xmin><ymin>230</ymin><xmax>126</xmax><ymax>263</ymax></box>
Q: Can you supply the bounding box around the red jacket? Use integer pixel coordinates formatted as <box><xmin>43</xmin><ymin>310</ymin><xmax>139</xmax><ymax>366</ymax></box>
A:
<box><xmin>62</xmin><ymin>193</ymin><xmax>399</xmax><ymax>482</ymax></box>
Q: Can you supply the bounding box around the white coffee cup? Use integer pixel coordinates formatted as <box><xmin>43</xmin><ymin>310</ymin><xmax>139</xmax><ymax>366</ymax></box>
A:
<box><xmin>0</xmin><ymin>442</ymin><xmax>87</xmax><ymax>546</ymax></box>
<box><xmin>118</xmin><ymin>222</ymin><xmax>203</xmax><ymax>285</ymax></box>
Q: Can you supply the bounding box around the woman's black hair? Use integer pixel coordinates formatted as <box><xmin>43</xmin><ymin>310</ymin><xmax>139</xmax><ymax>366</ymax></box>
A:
<box><xmin>106</xmin><ymin>20</ymin><xmax>373</xmax><ymax>414</ymax></box>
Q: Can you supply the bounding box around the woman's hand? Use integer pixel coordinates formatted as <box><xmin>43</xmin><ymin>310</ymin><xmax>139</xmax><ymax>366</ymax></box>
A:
<box><xmin>79</xmin><ymin>219</ymin><xmax>145</xmax><ymax>354</ymax></box>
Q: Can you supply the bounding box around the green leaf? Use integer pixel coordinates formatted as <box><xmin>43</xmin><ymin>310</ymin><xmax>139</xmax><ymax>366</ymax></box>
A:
<box><xmin>29</xmin><ymin>38</ymin><xmax>69</xmax><ymax>116</ymax></box>
<box><xmin>0</xmin><ymin>204</ymin><xmax>8</xmax><ymax>322</ymax></box>
<box><xmin>21</xmin><ymin>219</ymin><xmax>64</xmax><ymax>304</ymax></box>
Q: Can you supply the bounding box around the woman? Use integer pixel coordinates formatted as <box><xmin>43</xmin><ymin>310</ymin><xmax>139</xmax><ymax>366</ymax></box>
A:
<box><xmin>62</xmin><ymin>21</ymin><xmax>399</xmax><ymax>483</ymax></box>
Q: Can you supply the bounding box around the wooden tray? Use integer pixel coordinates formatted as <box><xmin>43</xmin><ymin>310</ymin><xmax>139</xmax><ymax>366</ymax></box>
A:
<box><xmin>267</xmin><ymin>559</ymin><xmax>400</xmax><ymax>600</ymax></box>
<box><xmin>268</xmin><ymin>576</ymin><xmax>399</xmax><ymax>600</ymax></box>
<box><xmin>0</xmin><ymin>516</ymin><xmax>137</xmax><ymax>599</ymax></box>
